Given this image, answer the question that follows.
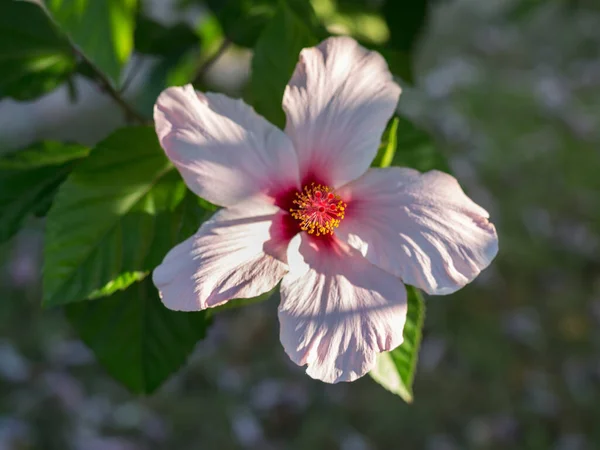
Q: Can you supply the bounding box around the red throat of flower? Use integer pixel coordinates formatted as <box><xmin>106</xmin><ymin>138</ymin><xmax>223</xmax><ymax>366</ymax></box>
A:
<box><xmin>290</xmin><ymin>183</ymin><xmax>346</xmax><ymax>236</ymax></box>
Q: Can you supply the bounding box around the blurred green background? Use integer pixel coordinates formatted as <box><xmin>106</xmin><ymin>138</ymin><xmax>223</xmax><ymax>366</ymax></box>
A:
<box><xmin>1</xmin><ymin>0</ymin><xmax>600</xmax><ymax>449</ymax></box>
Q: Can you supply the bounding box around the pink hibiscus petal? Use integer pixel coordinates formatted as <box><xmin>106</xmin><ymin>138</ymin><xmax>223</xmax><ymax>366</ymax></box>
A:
<box><xmin>337</xmin><ymin>168</ymin><xmax>499</xmax><ymax>295</ymax></box>
<box><xmin>153</xmin><ymin>200</ymin><xmax>290</xmax><ymax>311</ymax></box>
<box><xmin>278</xmin><ymin>234</ymin><xmax>407</xmax><ymax>383</ymax></box>
<box><xmin>282</xmin><ymin>36</ymin><xmax>401</xmax><ymax>187</ymax></box>
<box><xmin>155</xmin><ymin>85</ymin><xmax>300</xmax><ymax>207</ymax></box>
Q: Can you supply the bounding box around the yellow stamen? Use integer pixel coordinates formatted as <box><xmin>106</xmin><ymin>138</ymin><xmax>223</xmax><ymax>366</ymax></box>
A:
<box><xmin>290</xmin><ymin>183</ymin><xmax>346</xmax><ymax>236</ymax></box>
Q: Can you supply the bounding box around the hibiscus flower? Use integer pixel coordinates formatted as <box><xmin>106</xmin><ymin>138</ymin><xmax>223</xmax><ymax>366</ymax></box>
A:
<box><xmin>152</xmin><ymin>36</ymin><xmax>498</xmax><ymax>383</ymax></box>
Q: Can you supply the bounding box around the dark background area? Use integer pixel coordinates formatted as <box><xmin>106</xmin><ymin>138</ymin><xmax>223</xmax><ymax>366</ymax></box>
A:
<box><xmin>1</xmin><ymin>0</ymin><xmax>600</xmax><ymax>449</ymax></box>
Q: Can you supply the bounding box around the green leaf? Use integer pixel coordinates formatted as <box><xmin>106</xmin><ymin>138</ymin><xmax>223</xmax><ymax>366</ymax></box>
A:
<box><xmin>135</xmin><ymin>58</ymin><xmax>173</xmax><ymax>118</ymax></box>
<box><xmin>369</xmin><ymin>286</ymin><xmax>425</xmax><ymax>403</ymax></box>
<box><xmin>250</xmin><ymin>2</ymin><xmax>321</xmax><ymax>127</ymax></box>
<box><xmin>0</xmin><ymin>141</ymin><xmax>89</xmax><ymax>170</ymax></box>
<box><xmin>370</xmin><ymin>114</ymin><xmax>434</xmax><ymax>402</ymax></box>
<box><xmin>207</xmin><ymin>0</ymin><xmax>278</xmax><ymax>48</ymax></box>
<box><xmin>371</xmin><ymin>117</ymin><xmax>399</xmax><ymax>168</ymax></box>
<box><xmin>176</xmin><ymin>191</ymin><xmax>216</xmax><ymax>239</ymax></box>
<box><xmin>312</xmin><ymin>0</ymin><xmax>389</xmax><ymax>45</ymax></box>
<box><xmin>42</xmin><ymin>127</ymin><xmax>208</xmax><ymax>307</ymax></box>
<box><xmin>380</xmin><ymin>0</ymin><xmax>430</xmax><ymax>84</ymax></box>
<box><xmin>91</xmin><ymin>191</ymin><xmax>212</xmax><ymax>300</ymax></box>
<box><xmin>213</xmin><ymin>286</ymin><xmax>277</xmax><ymax>312</ymax></box>
<box><xmin>391</xmin><ymin>116</ymin><xmax>451</xmax><ymax>173</ymax></box>
<box><xmin>134</xmin><ymin>16</ymin><xmax>212</xmax><ymax>118</ymax></box>
<box><xmin>134</xmin><ymin>15</ymin><xmax>199</xmax><ymax>58</ymax></box>
<box><xmin>382</xmin><ymin>0</ymin><xmax>429</xmax><ymax>53</ymax></box>
<box><xmin>88</xmin><ymin>271</ymin><xmax>148</xmax><ymax>300</ymax></box>
<box><xmin>134</xmin><ymin>14</ymin><xmax>223</xmax><ymax>118</ymax></box>
<box><xmin>0</xmin><ymin>142</ymin><xmax>89</xmax><ymax>244</ymax></box>
<box><xmin>48</xmin><ymin>0</ymin><xmax>138</xmax><ymax>84</ymax></box>
<box><xmin>379</xmin><ymin>48</ymin><xmax>413</xmax><ymax>85</ymax></box>
<box><xmin>0</xmin><ymin>0</ymin><xmax>76</xmax><ymax>101</ymax></box>
<box><xmin>66</xmin><ymin>277</ymin><xmax>211</xmax><ymax>394</ymax></box>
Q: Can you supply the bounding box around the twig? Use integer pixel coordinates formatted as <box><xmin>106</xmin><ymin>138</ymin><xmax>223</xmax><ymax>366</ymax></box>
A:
<box><xmin>191</xmin><ymin>38</ymin><xmax>232</xmax><ymax>86</ymax></box>
<box><xmin>71</xmin><ymin>46</ymin><xmax>148</xmax><ymax>125</ymax></box>
<box><xmin>37</xmin><ymin>2</ymin><xmax>149</xmax><ymax>125</ymax></box>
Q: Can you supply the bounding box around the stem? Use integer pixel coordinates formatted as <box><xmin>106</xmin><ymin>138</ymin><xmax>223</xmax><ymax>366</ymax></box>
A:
<box><xmin>71</xmin><ymin>46</ymin><xmax>148</xmax><ymax>125</ymax></box>
<box><xmin>191</xmin><ymin>38</ymin><xmax>232</xmax><ymax>86</ymax></box>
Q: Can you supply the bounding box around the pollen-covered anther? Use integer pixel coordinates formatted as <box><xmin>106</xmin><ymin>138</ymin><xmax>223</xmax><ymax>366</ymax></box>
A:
<box><xmin>290</xmin><ymin>184</ymin><xmax>347</xmax><ymax>236</ymax></box>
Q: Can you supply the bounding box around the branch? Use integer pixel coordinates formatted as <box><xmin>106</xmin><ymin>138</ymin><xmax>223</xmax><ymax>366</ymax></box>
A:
<box><xmin>191</xmin><ymin>38</ymin><xmax>232</xmax><ymax>86</ymax></box>
<box><xmin>71</xmin><ymin>46</ymin><xmax>148</xmax><ymax>125</ymax></box>
<box><xmin>37</xmin><ymin>2</ymin><xmax>147</xmax><ymax>124</ymax></box>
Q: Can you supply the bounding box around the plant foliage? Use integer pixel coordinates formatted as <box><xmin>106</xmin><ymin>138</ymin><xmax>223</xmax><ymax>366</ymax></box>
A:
<box><xmin>1</xmin><ymin>0</ymin><xmax>448</xmax><ymax>399</ymax></box>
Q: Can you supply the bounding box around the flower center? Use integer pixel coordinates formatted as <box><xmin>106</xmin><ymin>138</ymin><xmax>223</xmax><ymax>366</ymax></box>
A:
<box><xmin>290</xmin><ymin>183</ymin><xmax>346</xmax><ymax>236</ymax></box>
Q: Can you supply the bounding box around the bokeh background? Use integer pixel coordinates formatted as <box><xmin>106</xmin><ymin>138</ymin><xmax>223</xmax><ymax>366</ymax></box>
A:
<box><xmin>2</xmin><ymin>0</ymin><xmax>600</xmax><ymax>449</ymax></box>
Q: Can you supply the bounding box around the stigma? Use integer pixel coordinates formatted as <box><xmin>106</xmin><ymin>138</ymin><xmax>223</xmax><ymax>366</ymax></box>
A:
<box><xmin>290</xmin><ymin>184</ymin><xmax>346</xmax><ymax>236</ymax></box>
